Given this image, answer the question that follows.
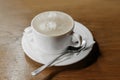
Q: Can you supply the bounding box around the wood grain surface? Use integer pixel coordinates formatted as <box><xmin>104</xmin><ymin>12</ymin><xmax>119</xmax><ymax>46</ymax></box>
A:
<box><xmin>0</xmin><ymin>0</ymin><xmax>120</xmax><ymax>80</ymax></box>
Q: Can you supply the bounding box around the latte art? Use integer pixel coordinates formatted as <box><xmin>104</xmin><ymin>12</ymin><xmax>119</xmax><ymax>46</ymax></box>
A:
<box><xmin>32</xmin><ymin>11</ymin><xmax>73</xmax><ymax>36</ymax></box>
<box><xmin>39</xmin><ymin>21</ymin><xmax>57</xmax><ymax>31</ymax></box>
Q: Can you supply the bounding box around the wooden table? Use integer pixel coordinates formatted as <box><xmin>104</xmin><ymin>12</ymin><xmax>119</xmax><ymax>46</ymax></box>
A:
<box><xmin>0</xmin><ymin>0</ymin><xmax>120</xmax><ymax>80</ymax></box>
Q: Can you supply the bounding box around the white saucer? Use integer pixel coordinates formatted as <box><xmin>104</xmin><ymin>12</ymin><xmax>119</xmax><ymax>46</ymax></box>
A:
<box><xmin>21</xmin><ymin>21</ymin><xmax>95</xmax><ymax>66</ymax></box>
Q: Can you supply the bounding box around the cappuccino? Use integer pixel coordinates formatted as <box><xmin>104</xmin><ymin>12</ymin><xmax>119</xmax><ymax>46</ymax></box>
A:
<box><xmin>32</xmin><ymin>11</ymin><xmax>74</xmax><ymax>36</ymax></box>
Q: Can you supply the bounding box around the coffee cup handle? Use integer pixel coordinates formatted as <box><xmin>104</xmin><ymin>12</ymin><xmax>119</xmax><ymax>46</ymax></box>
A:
<box><xmin>72</xmin><ymin>32</ymin><xmax>82</xmax><ymax>47</ymax></box>
<box><xmin>66</xmin><ymin>32</ymin><xmax>86</xmax><ymax>53</ymax></box>
<box><xmin>69</xmin><ymin>31</ymin><xmax>83</xmax><ymax>47</ymax></box>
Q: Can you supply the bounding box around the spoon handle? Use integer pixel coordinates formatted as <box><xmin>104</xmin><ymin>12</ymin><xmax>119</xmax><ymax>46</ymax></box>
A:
<box><xmin>31</xmin><ymin>52</ymin><xmax>65</xmax><ymax>76</ymax></box>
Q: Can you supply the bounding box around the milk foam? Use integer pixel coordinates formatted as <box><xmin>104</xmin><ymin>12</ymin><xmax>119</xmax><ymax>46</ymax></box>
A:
<box><xmin>38</xmin><ymin>12</ymin><xmax>58</xmax><ymax>32</ymax></box>
<box><xmin>39</xmin><ymin>21</ymin><xmax>57</xmax><ymax>31</ymax></box>
<box><xmin>33</xmin><ymin>11</ymin><xmax>73</xmax><ymax>36</ymax></box>
<box><xmin>48</xmin><ymin>12</ymin><xmax>57</xmax><ymax>18</ymax></box>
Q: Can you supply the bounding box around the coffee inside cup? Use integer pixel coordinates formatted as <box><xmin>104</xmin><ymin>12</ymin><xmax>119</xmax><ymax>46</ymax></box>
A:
<box><xmin>32</xmin><ymin>11</ymin><xmax>74</xmax><ymax>36</ymax></box>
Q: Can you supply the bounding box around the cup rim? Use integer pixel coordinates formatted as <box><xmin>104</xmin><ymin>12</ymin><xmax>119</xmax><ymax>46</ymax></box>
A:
<box><xmin>31</xmin><ymin>11</ymin><xmax>74</xmax><ymax>37</ymax></box>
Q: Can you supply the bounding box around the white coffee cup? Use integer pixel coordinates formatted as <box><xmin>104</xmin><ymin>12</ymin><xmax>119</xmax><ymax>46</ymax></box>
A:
<box><xmin>24</xmin><ymin>11</ymin><xmax>82</xmax><ymax>54</ymax></box>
